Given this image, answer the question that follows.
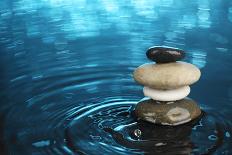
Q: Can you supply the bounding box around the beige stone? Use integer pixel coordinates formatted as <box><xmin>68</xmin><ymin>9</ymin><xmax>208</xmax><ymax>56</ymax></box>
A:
<box><xmin>133</xmin><ymin>62</ymin><xmax>201</xmax><ymax>89</ymax></box>
<box><xmin>135</xmin><ymin>98</ymin><xmax>201</xmax><ymax>126</ymax></box>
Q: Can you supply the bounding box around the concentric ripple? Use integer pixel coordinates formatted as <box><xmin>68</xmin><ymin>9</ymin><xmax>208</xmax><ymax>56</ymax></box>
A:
<box><xmin>65</xmin><ymin>99</ymin><xmax>232</xmax><ymax>155</ymax></box>
<box><xmin>2</xmin><ymin>58</ymin><xmax>232</xmax><ymax>155</ymax></box>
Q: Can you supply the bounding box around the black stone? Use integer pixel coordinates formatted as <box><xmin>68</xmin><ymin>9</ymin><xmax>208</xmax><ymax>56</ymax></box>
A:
<box><xmin>146</xmin><ymin>46</ymin><xmax>185</xmax><ymax>63</ymax></box>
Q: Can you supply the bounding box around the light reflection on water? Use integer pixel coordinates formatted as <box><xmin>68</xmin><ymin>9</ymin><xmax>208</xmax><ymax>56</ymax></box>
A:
<box><xmin>0</xmin><ymin>0</ymin><xmax>232</xmax><ymax>154</ymax></box>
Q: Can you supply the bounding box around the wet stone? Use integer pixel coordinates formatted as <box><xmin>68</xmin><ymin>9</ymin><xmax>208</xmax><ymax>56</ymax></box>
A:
<box><xmin>135</xmin><ymin>98</ymin><xmax>201</xmax><ymax>126</ymax></box>
<box><xmin>146</xmin><ymin>46</ymin><xmax>185</xmax><ymax>63</ymax></box>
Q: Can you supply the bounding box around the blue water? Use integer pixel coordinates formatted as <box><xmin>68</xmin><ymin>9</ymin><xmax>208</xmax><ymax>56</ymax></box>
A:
<box><xmin>0</xmin><ymin>0</ymin><xmax>232</xmax><ymax>154</ymax></box>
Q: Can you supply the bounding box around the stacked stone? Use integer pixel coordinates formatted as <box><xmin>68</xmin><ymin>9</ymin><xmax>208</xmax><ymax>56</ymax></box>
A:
<box><xmin>133</xmin><ymin>46</ymin><xmax>201</xmax><ymax>126</ymax></box>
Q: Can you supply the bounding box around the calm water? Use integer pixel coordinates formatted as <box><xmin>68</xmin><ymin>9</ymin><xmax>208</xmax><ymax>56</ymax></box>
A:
<box><xmin>0</xmin><ymin>0</ymin><xmax>232</xmax><ymax>154</ymax></box>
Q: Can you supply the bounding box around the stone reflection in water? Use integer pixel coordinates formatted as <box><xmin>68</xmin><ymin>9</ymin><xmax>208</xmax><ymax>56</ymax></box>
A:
<box><xmin>105</xmin><ymin>114</ymin><xmax>203</xmax><ymax>155</ymax></box>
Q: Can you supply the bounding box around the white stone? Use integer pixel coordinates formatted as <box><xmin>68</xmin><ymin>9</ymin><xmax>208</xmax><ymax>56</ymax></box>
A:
<box><xmin>143</xmin><ymin>86</ymin><xmax>190</xmax><ymax>101</ymax></box>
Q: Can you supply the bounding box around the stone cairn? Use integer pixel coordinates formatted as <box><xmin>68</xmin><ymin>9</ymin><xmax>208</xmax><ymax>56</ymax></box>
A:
<box><xmin>133</xmin><ymin>46</ymin><xmax>201</xmax><ymax>126</ymax></box>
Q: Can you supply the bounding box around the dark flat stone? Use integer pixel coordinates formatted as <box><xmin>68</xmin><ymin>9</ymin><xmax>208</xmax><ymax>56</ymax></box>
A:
<box><xmin>146</xmin><ymin>46</ymin><xmax>185</xmax><ymax>63</ymax></box>
<box><xmin>135</xmin><ymin>98</ymin><xmax>201</xmax><ymax>126</ymax></box>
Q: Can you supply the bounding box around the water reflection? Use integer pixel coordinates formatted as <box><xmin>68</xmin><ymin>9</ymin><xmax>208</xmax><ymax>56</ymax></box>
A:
<box><xmin>229</xmin><ymin>7</ymin><xmax>232</xmax><ymax>23</ymax></box>
<box><xmin>1</xmin><ymin>0</ymin><xmax>225</xmax><ymax>40</ymax></box>
<box><xmin>191</xmin><ymin>50</ymin><xmax>207</xmax><ymax>69</ymax></box>
<box><xmin>197</xmin><ymin>0</ymin><xmax>211</xmax><ymax>28</ymax></box>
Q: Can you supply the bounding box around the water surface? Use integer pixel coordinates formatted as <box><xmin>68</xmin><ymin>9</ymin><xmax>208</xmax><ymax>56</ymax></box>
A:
<box><xmin>0</xmin><ymin>0</ymin><xmax>232</xmax><ymax>154</ymax></box>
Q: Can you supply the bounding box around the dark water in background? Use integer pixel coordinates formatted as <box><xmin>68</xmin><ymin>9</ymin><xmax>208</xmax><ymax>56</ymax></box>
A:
<box><xmin>0</xmin><ymin>0</ymin><xmax>232</xmax><ymax>154</ymax></box>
